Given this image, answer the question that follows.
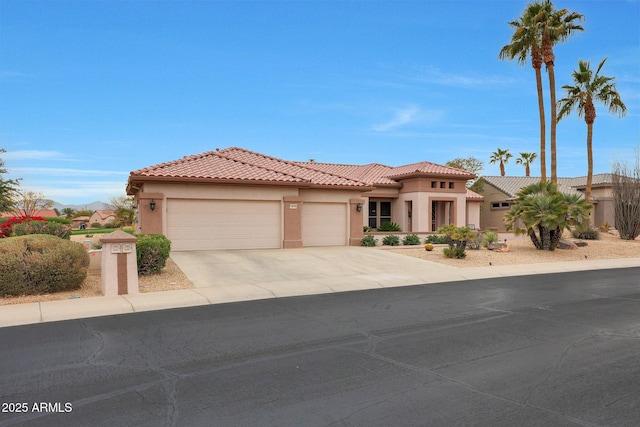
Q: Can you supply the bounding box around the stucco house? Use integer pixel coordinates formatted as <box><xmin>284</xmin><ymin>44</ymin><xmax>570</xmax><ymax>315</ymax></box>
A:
<box><xmin>89</xmin><ymin>210</ymin><xmax>117</xmax><ymax>227</ymax></box>
<box><xmin>126</xmin><ymin>147</ymin><xmax>483</xmax><ymax>251</ymax></box>
<box><xmin>479</xmin><ymin>174</ymin><xmax>615</xmax><ymax>232</ymax></box>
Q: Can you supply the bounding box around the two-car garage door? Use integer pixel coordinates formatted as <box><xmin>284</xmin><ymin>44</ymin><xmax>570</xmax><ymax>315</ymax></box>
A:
<box><xmin>167</xmin><ymin>199</ymin><xmax>281</xmax><ymax>251</ymax></box>
<box><xmin>166</xmin><ymin>199</ymin><xmax>348</xmax><ymax>251</ymax></box>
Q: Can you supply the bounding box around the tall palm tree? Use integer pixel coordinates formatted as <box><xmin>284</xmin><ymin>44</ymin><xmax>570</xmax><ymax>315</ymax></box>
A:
<box><xmin>499</xmin><ymin>2</ymin><xmax>547</xmax><ymax>181</ymax></box>
<box><xmin>489</xmin><ymin>148</ymin><xmax>513</xmax><ymax>176</ymax></box>
<box><xmin>516</xmin><ymin>152</ymin><xmax>538</xmax><ymax>176</ymax></box>
<box><xmin>557</xmin><ymin>57</ymin><xmax>627</xmax><ymax>204</ymax></box>
<box><xmin>537</xmin><ymin>0</ymin><xmax>585</xmax><ymax>183</ymax></box>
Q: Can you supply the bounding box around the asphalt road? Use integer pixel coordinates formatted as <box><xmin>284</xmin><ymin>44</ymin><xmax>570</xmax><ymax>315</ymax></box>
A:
<box><xmin>1</xmin><ymin>268</ymin><xmax>639</xmax><ymax>427</ymax></box>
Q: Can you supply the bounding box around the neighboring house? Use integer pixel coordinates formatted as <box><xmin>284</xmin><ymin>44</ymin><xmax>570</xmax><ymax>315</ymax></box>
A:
<box><xmin>89</xmin><ymin>210</ymin><xmax>117</xmax><ymax>226</ymax></box>
<box><xmin>126</xmin><ymin>147</ymin><xmax>483</xmax><ymax>251</ymax></box>
<box><xmin>479</xmin><ymin>175</ymin><xmax>615</xmax><ymax>232</ymax></box>
<box><xmin>71</xmin><ymin>216</ymin><xmax>91</xmax><ymax>229</ymax></box>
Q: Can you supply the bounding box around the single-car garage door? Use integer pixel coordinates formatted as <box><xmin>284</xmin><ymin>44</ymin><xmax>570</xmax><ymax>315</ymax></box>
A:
<box><xmin>167</xmin><ymin>199</ymin><xmax>281</xmax><ymax>251</ymax></box>
<box><xmin>302</xmin><ymin>202</ymin><xmax>347</xmax><ymax>246</ymax></box>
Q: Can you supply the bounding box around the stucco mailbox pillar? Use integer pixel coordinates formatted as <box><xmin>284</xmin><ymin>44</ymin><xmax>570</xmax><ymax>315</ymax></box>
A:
<box><xmin>100</xmin><ymin>230</ymin><xmax>139</xmax><ymax>296</ymax></box>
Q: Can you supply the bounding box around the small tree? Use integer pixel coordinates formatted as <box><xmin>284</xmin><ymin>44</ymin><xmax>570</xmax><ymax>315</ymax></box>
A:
<box><xmin>15</xmin><ymin>191</ymin><xmax>53</xmax><ymax>217</ymax></box>
<box><xmin>436</xmin><ymin>224</ymin><xmax>475</xmax><ymax>259</ymax></box>
<box><xmin>611</xmin><ymin>153</ymin><xmax>640</xmax><ymax>240</ymax></box>
<box><xmin>108</xmin><ymin>196</ymin><xmax>136</xmax><ymax>226</ymax></box>
<box><xmin>0</xmin><ymin>148</ymin><xmax>21</xmax><ymax>214</ymax></box>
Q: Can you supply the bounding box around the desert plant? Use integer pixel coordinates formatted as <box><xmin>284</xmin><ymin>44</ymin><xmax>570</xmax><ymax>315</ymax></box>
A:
<box><xmin>402</xmin><ymin>234</ymin><xmax>421</xmax><ymax>245</ymax></box>
<box><xmin>572</xmin><ymin>225</ymin><xmax>600</xmax><ymax>240</ymax></box>
<box><xmin>483</xmin><ymin>231</ymin><xmax>499</xmax><ymax>247</ymax></box>
<box><xmin>0</xmin><ymin>234</ymin><xmax>89</xmax><ymax>296</ymax></box>
<box><xmin>381</xmin><ymin>235</ymin><xmax>400</xmax><ymax>246</ymax></box>
<box><xmin>377</xmin><ymin>222</ymin><xmax>401</xmax><ymax>232</ymax></box>
<box><xmin>598</xmin><ymin>221</ymin><xmax>611</xmax><ymax>232</ymax></box>
<box><xmin>136</xmin><ymin>234</ymin><xmax>172</xmax><ymax>275</ymax></box>
<box><xmin>0</xmin><ymin>216</ymin><xmax>47</xmax><ymax>238</ymax></box>
<box><xmin>611</xmin><ymin>154</ymin><xmax>640</xmax><ymax>240</ymax></box>
<box><xmin>424</xmin><ymin>234</ymin><xmax>448</xmax><ymax>244</ymax></box>
<box><xmin>504</xmin><ymin>181</ymin><xmax>590</xmax><ymax>250</ymax></box>
<box><xmin>363</xmin><ymin>226</ymin><xmax>372</xmax><ymax>232</ymax></box>
<box><xmin>361</xmin><ymin>235</ymin><xmax>376</xmax><ymax>247</ymax></box>
<box><xmin>436</xmin><ymin>224</ymin><xmax>475</xmax><ymax>259</ymax></box>
<box><xmin>424</xmin><ymin>243</ymin><xmax>434</xmax><ymax>251</ymax></box>
<box><xmin>443</xmin><ymin>247</ymin><xmax>467</xmax><ymax>259</ymax></box>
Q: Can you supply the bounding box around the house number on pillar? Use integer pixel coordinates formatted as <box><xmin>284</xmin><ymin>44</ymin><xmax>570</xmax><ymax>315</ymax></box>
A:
<box><xmin>289</xmin><ymin>204</ymin><xmax>298</xmax><ymax>209</ymax></box>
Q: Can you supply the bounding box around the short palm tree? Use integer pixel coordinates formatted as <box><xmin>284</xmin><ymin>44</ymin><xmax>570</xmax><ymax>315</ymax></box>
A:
<box><xmin>504</xmin><ymin>181</ymin><xmax>590</xmax><ymax>250</ymax></box>
<box><xmin>489</xmin><ymin>148</ymin><xmax>513</xmax><ymax>176</ymax></box>
<box><xmin>516</xmin><ymin>152</ymin><xmax>537</xmax><ymax>177</ymax></box>
<box><xmin>499</xmin><ymin>2</ymin><xmax>547</xmax><ymax>181</ymax></box>
<box><xmin>557</xmin><ymin>57</ymin><xmax>627</xmax><ymax>204</ymax></box>
<box><xmin>537</xmin><ymin>1</ymin><xmax>585</xmax><ymax>183</ymax></box>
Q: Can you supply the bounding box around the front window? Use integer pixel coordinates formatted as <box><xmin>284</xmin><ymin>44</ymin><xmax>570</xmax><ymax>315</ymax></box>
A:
<box><xmin>369</xmin><ymin>200</ymin><xmax>392</xmax><ymax>229</ymax></box>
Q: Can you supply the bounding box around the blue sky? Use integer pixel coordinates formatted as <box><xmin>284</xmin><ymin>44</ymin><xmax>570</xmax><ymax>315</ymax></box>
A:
<box><xmin>1</xmin><ymin>0</ymin><xmax>639</xmax><ymax>205</ymax></box>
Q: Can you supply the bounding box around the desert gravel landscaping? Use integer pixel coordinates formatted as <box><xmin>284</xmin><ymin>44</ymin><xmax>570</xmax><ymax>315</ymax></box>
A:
<box><xmin>389</xmin><ymin>231</ymin><xmax>640</xmax><ymax>267</ymax></box>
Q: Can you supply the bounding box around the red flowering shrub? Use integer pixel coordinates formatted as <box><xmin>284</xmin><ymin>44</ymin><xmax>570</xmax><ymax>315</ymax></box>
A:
<box><xmin>0</xmin><ymin>216</ymin><xmax>46</xmax><ymax>238</ymax></box>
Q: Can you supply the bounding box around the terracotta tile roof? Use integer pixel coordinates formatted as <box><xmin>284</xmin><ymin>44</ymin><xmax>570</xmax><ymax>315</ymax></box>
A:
<box><xmin>297</xmin><ymin>162</ymin><xmax>399</xmax><ymax>186</ymax></box>
<box><xmin>1</xmin><ymin>209</ymin><xmax>58</xmax><ymax>218</ymax></box>
<box><xmin>386</xmin><ymin>161</ymin><xmax>476</xmax><ymax>179</ymax></box>
<box><xmin>466</xmin><ymin>189</ymin><xmax>484</xmax><ymax>200</ymax></box>
<box><xmin>130</xmin><ymin>148</ymin><xmax>369</xmax><ymax>187</ymax></box>
<box><xmin>92</xmin><ymin>210</ymin><xmax>116</xmax><ymax>220</ymax></box>
<box><xmin>129</xmin><ymin>146</ymin><xmax>477</xmax><ymax>189</ymax></box>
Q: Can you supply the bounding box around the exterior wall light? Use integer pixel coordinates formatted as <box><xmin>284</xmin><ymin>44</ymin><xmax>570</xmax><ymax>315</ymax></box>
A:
<box><xmin>356</xmin><ymin>203</ymin><xmax>362</xmax><ymax>212</ymax></box>
<box><xmin>150</xmin><ymin>199</ymin><xmax>156</xmax><ymax>211</ymax></box>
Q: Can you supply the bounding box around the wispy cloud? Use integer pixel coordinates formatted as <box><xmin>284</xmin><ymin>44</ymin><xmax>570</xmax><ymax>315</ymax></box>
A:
<box><xmin>2</xmin><ymin>150</ymin><xmax>70</xmax><ymax>160</ymax></box>
<box><xmin>11</xmin><ymin>167</ymin><xmax>127</xmax><ymax>177</ymax></box>
<box><xmin>412</xmin><ymin>66</ymin><xmax>517</xmax><ymax>88</ymax></box>
<box><xmin>372</xmin><ymin>105</ymin><xmax>444</xmax><ymax>132</ymax></box>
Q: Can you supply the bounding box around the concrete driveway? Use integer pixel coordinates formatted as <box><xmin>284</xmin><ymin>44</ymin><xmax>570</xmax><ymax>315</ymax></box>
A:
<box><xmin>170</xmin><ymin>246</ymin><xmax>461</xmax><ymax>300</ymax></box>
<box><xmin>169</xmin><ymin>246</ymin><xmax>640</xmax><ymax>306</ymax></box>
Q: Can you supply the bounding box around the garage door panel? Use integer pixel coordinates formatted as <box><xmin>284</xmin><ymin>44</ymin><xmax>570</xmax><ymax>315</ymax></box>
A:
<box><xmin>167</xmin><ymin>199</ymin><xmax>281</xmax><ymax>251</ymax></box>
<box><xmin>302</xmin><ymin>203</ymin><xmax>347</xmax><ymax>247</ymax></box>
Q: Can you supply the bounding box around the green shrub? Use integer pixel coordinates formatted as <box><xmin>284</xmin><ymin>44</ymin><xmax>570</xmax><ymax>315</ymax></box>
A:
<box><xmin>91</xmin><ymin>222</ymin><xmax>102</xmax><ymax>228</ymax></box>
<box><xmin>424</xmin><ymin>234</ymin><xmax>448</xmax><ymax>244</ymax></box>
<box><xmin>363</xmin><ymin>226</ymin><xmax>372</xmax><ymax>232</ymax></box>
<box><xmin>402</xmin><ymin>234</ymin><xmax>421</xmax><ymax>245</ymax></box>
<box><xmin>361</xmin><ymin>234</ymin><xmax>377</xmax><ymax>247</ymax></box>
<box><xmin>483</xmin><ymin>231</ymin><xmax>499</xmax><ymax>247</ymax></box>
<box><xmin>377</xmin><ymin>222</ymin><xmax>402</xmax><ymax>232</ymax></box>
<box><xmin>0</xmin><ymin>235</ymin><xmax>89</xmax><ymax>296</ymax></box>
<box><xmin>104</xmin><ymin>221</ymin><xmax>120</xmax><ymax>229</ymax></box>
<box><xmin>10</xmin><ymin>219</ymin><xmax>72</xmax><ymax>239</ymax></box>
<box><xmin>136</xmin><ymin>234</ymin><xmax>171</xmax><ymax>275</ymax></box>
<box><xmin>44</xmin><ymin>217</ymin><xmax>72</xmax><ymax>225</ymax></box>
<box><xmin>382</xmin><ymin>235</ymin><xmax>400</xmax><ymax>246</ymax></box>
<box><xmin>572</xmin><ymin>227</ymin><xmax>600</xmax><ymax>240</ymax></box>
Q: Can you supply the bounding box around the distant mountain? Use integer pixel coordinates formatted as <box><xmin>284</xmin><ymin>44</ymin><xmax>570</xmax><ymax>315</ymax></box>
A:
<box><xmin>51</xmin><ymin>201</ymin><xmax>109</xmax><ymax>212</ymax></box>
